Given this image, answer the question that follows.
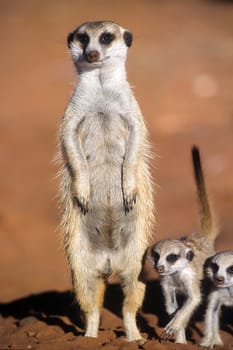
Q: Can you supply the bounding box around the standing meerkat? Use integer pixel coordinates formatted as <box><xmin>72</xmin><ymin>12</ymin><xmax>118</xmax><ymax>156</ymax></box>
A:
<box><xmin>58</xmin><ymin>21</ymin><xmax>154</xmax><ymax>342</ymax></box>
<box><xmin>200</xmin><ymin>250</ymin><xmax>233</xmax><ymax>348</ymax></box>
<box><xmin>151</xmin><ymin>146</ymin><xmax>219</xmax><ymax>344</ymax></box>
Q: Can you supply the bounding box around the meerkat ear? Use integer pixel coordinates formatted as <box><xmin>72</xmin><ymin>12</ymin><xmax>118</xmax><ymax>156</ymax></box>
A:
<box><xmin>67</xmin><ymin>31</ymin><xmax>75</xmax><ymax>48</ymax></box>
<box><xmin>204</xmin><ymin>256</ymin><xmax>212</xmax><ymax>272</ymax></box>
<box><xmin>123</xmin><ymin>31</ymin><xmax>133</xmax><ymax>47</ymax></box>
<box><xmin>186</xmin><ymin>249</ymin><xmax>194</xmax><ymax>261</ymax></box>
<box><xmin>203</xmin><ymin>256</ymin><xmax>214</xmax><ymax>277</ymax></box>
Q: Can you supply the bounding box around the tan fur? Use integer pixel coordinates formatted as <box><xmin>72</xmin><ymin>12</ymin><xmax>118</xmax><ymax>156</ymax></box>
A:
<box><xmin>192</xmin><ymin>145</ymin><xmax>218</xmax><ymax>240</ymax></box>
<box><xmin>58</xmin><ymin>21</ymin><xmax>154</xmax><ymax>341</ymax></box>
<box><xmin>201</xmin><ymin>251</ymin><xmax>233</xmax><ymax>348</ymax></box>
<box><xmin>151</xmin><ymin>146</ymin><xmax>219</xmax><ymax>344</ymax></box>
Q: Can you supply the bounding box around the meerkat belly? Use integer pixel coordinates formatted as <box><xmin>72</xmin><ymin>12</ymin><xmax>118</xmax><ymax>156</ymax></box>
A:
<box><xmin>79</xmin><ymin>112</ymin><xmax>127</xmax><ymax>202</ymax></box>
<box><xmin>78</xmin><ymin>112</ymin><xmax>133</xmax><ymax>249</ymax></box>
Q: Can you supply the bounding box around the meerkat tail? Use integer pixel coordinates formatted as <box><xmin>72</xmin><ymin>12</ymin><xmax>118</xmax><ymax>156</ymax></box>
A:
<box><xmin>192</xmin><ymin>145</ymin><xmax>218</xmax><ymax>240</ymax></box>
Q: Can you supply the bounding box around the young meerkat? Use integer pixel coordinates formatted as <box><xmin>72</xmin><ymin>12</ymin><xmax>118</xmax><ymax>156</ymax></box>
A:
<box><xmin>151</xmin><ymin>146</ymin><xmax>219</xmax><ymax>344</ymax></box>
<box><xmin>58</xmin><ymin>21</ymin><xmax>154</xmax><ymax>342</ymax></box>
<box><xmin>200</xmin><ymin>250</ymin><xmax>233</xmax><ymax>348</ymax></box>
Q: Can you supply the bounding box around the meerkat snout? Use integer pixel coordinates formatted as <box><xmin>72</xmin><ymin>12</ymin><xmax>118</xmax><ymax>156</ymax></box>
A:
<box><xmin>157</xmin><ymin>265</ymin><xmax>165</xmax><ymax>273</ymax></box>
<box><xmin>86</xmin><ymin>50</ymin><xmax>100</xmax><ymax>63</ymax></box>
<box><xmin>214</xmin><ymin>275</ymin><xmax>225</xmax><ymax>285</ymax></box>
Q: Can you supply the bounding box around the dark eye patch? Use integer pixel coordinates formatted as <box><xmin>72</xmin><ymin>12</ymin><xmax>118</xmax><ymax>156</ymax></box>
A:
<box><xmin>166</xmin><ymin>254</ymin><xmax>179</xmax><ymax>263</ymax></box>
<box><xmin>186</xmin><ymin>250</ymin><xmax>194</xmax><ymax>261</ymax></box>
<box><xmin>99</xmin><ymin>32</ymin><xmax>115</xmax><ymax>45</ymax></box>
<box><xmin>76</xmin><ymin>32</ymin><xmax>89</xmax><ymax>46</ymax></box>
<box><xmin>227</xmin><ymin>265</ymin><xmax>233</xmax><ymax>274</ymax></box>
<box><xmin>152</xmin><ymin>250</ymin><xmax>160</xmax><ymax>265</ymax></box>
<box><xmin>210</xmin><ymin>262</ymin><xmax>219</xmax><ymax>274</ymax></box>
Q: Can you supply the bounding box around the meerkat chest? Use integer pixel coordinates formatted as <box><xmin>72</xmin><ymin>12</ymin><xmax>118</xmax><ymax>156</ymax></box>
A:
<box><xmin>220</xmin><ymin>288</ymin><xmax>233</xmax><ymax>306</ymax></box>
<box><xmin>78</xmin><ymin>111</ymin><xmax>128</xmax><ymax>164</ymax></box>
<box><xmin>171</xmin><ymin>273</ymin><xmax>186</xmax><ymax>291</ymax></box>
<box><xmin>75</xmin><ymin>81</ymin><xmax>134</xmax><ymax>163</ymax></box>
<box><xmin>172</xmin><ymin>268</ymin><xmax>195</xmax><ymax>293</ymax></box>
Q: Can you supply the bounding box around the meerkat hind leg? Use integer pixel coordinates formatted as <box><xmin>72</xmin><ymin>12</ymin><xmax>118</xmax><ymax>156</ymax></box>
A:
<box><xmin>175</xmin><ymin>327</ymin><xmax>186</xmax><ymax>344</ymax></box>
<box><xmin>73</xmin><ymin>269</ymin><xmax>106</xmax><ymax>338</ymax></box>
<box><xmin>85</xmin><ymin>278</ymin><xmax>105</xmax><ymax>337</ymax></box>
<box><xmin>200</xmin><ymin>292</ymin><xmax>223</xmax><ymax>348</ymax></box>
<box><xmin>121</xmin><ymin>272</ymin><xmax>146</xmax><ymax>343</ymax></box>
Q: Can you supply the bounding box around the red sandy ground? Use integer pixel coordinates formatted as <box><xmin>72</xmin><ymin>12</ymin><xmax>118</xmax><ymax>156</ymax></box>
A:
<box><xmin>0</xmin><ymin>0</ymin><xmax>233</xmax><ymax>349</ymax></box>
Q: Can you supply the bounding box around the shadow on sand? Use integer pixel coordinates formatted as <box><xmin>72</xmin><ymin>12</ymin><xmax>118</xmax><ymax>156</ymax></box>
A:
<box><xmin>0</xmin><ymin>280</ymin><xmax>232</xmax><ymax>340</ymax></box>
<box><xmin>0</xmin><ymin>281</ymin><xmax>164</xmax><ymax>338</ymax></box>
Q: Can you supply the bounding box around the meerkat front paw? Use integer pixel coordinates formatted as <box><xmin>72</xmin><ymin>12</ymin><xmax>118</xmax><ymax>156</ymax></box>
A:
<box><xmin>122</xmin><ymin>171</ymin><xmax>137</xmax><ymax>213</ymax></box>
<box><xmin>72</xmin><ymin>181</ymin><xmax>90</xmax><ymax>215</ymax></box>
<box><xmin>74</xmin><ymin>195</ymin><xmax>89</xmax><ymax>215</ymax></box>
<box><xmin>161</xmin><ymin>319</ymin><xmax>186</xmax><ymax>343</ymax></box>
<box><xmin>123</xmin><ymin>190</ymin><xmax>137</xmax><ymax>213</ymax></box>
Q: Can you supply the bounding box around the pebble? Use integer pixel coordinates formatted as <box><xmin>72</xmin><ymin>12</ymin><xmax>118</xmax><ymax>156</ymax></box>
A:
<box><xmin>19</xmin><ymin>316</ymin><xmax>38</xmax><ymax>327</ymax></box>
<box><xmin>26</xmin><ymin>331</ymin><xmax>36</xmax><ymax>337</ymax></box>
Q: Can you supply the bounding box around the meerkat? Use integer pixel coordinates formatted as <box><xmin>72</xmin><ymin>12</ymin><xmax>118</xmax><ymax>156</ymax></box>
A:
<box><xmin>151</xmin><ymin>145</ymin><xmax>219</xmax><ymax>344</ymax></box>
<box><xmin>200</xmin><ymin>250</ymin><xmax>233</xmax><ymax>348</ymax></box>
<box><xmin>58</xmin><ymin>21</ymin><xmax>154</xmax><ymax>342</ymax></box>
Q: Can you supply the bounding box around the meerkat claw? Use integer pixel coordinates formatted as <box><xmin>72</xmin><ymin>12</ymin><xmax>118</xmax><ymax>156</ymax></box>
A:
<box><xmin>123</xmin><ymin>192</ymin><xmax>137</xmax><ymax>213</ymax></box>
<box><xmin>161</xmin><ymin>322</ymin><xmax>177</xmax><ymax>340</ymax></box>
<box><xmin>136</xmin><ymin>338</ymin><xmax>147</xmax><ymax>346</ymax></box>
<box><xmin>74</xmin><ymin>196</ymin><xmax>89</xmax><ymax>215</ymax></box>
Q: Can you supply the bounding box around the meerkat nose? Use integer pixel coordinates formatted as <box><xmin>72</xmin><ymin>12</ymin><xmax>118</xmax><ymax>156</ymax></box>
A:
<box><xmin>214</xmin><ymin>276</ymin><xmax>225</xmax><ymax>284</ymax></box>
<box><xmin>157</xmin><ymin>265</ymin><xmax>165</xmax><ymax>273</ymax></box>
<box><xmin>86</xmin><ymin>50</ymin><xmax>100</xmax><ymax>63</ymax></box>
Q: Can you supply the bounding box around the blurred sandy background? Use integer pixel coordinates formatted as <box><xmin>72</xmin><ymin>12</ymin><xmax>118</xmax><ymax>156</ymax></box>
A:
<box><xmin>0</xmin><ymin>0</ymin><xmax>233</xmax><ymax>305</ymax></box>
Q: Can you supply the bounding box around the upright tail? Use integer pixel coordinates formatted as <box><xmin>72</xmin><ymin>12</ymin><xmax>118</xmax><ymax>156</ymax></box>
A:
<box><xmin>192</xmin><ymin>145</ymin><xmax>218</xmax><ymax>241</ymax></box>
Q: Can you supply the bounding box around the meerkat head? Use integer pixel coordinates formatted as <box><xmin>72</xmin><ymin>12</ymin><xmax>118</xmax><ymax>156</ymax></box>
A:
<box><xmin>67</xmin><ymin>21</ymin><xmax>132</xmax><ymax>72</ymax></box>
<box><xmin>151</xmin><ymin>239</ymin><xmax>194</xmax><ymax>276</ymax></box>
<box><xmin>205</xmin><ymin>251</ymin><xmax>233</xmax><ymax>288</ymax></box>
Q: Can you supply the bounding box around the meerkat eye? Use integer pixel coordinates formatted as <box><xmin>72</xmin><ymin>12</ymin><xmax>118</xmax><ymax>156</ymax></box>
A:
<box><xmin>227</xmin><ymin>265</ymin><xmax>233</xmax><ymax>274</ymax></box>
<box><xmin>166</xmin><ymin>254</ymin><xmax>179</xmax><ymax>263</ymax></box>
<box><xmin>210</xmin><ymin>262</ymin><xmax>219</xmax><ymax>274</ymax></box>
<box><xmin>76</xmin><ymin>33</ymin><xmax>89</xmax><ymax>45</ymax></box>
<box><xmin>99</xmin><ymin>32</ymin><xmax>115</xmax><ymax>45</ymax></box>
